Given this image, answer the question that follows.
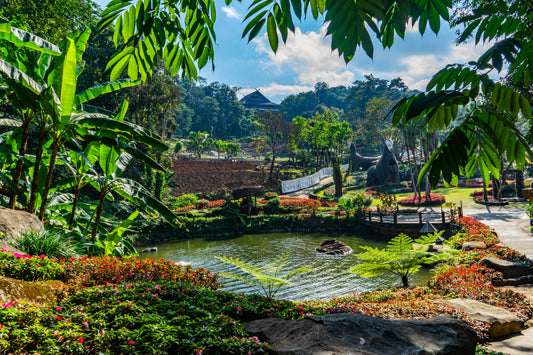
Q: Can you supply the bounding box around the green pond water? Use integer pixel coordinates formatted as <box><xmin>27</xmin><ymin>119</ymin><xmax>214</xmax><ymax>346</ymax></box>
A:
<box><xmin>143</xmin><ymin>233</ymin><xmax>432</xmax><ymax>301</ymax></box>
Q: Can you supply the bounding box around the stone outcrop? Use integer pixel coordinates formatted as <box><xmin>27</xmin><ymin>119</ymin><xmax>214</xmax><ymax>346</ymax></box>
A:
<box><xmin>440</xmin><ymin>298</ymin><xmax>522</xmax><ymax>339</ymax></box>
<box><xmin>0</xmin><ymin>275</ymin><xmax>62</xmax><ymax>305</ymax></box>
<box><xmin>461</xmin><ymin>241</ymin><xmax>487</xmax><ymax>251</ymax></box>
<box><xmin>0</xmin><ymin>206</ymin><xmax>44</xmax><ymax>238</ymax></box>
<box><xmin>480</xmin><ymin>256</ymin><xmax>531</xmax><ymax>279</ymax></box>
<box><xmin>367</xmin><ymin>145</ymin><xmax>400</xmax><ymax>187</ymax></box>
<box><xmin>316</xmin><ymin>240</ymin><xmax>353</xmax><ymax>255</ymax></box>
<box><xmin>244</xmin><ymin>313</ymin><xmax>477</xmax><ymax>355</ymax></box>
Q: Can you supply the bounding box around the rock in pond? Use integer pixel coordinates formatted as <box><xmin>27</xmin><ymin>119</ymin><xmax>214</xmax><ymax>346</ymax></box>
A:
<box><xmin>244</xmin><ymin>313</ymin><xmax>477</xmax><ymax>355</ymax></box>
<box><xmin>316</xmin><ymin>239</ymin><xmax>353</xmax><ymax>255</ymax></box>
<box><xmin>140</xmin><ymin>247</ymin><xmax>158</xmax><ymax>253</ymax></box>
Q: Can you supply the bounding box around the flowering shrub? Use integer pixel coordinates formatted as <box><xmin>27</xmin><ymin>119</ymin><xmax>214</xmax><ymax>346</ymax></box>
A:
<box><xmin>398</xmin><ymin>193</ymin><xmax>445</xmax><ymax>206</ymax></box>
<box><xmin>474</xmin><ymin>196</ymin><xmax>509</xmax><ymax>205</ymax></box>
<box><xmin>452</xmin><ymin>217</ymin><xmax>499</xmax><ymax>246</ymax></box>
<box><xmin>0</xmin><ymin>250</ymin><xmax>64</xmax><ymax>281</ymax></box>
<box><xmin>0</xmin><ymin>282</ymin><xmax>275</xmax><ymax>354</ymax></box>
<box><xmin>471</xmin><ymin>189</ymin><xmax>493</xmax><ymax>197</ymax></box>
<box><xmin>59</xmin><ymin>256</ymin><xmax>219</xmax><ymax>292</ymax></box>
<box><xmin>276</xmin><ymin>196</ymin><xmax>337</xmax><ymax>208</ymax></box>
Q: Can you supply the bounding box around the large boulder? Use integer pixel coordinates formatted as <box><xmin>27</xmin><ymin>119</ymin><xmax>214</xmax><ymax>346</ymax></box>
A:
<box><xmin>0</xmin><ymin>206</ymin><xmax>43</xmax><ymax>238</ymax></box>
<box><xmin>316</xmin><ymin>240</ymin><xmax>353</xmax><ymax>255</ymax></box>
<box><xmin>480</xmin><ymin>256</ymin><xmax>531</xmax><ymax>279</ymax></box>
<box><xmin>244</xmin><ymin>313</ymin><xmax>477</xmax><ymax>355</ymax></box>
<box><xmin>440</xmin><ymin>298</ymin><xmax>522</xmax><ymax>339</ymax></box>
<box><xmin>0</xmin><ymin>275</ymin><xmax>62</xmax><ymax>305</ymax></box>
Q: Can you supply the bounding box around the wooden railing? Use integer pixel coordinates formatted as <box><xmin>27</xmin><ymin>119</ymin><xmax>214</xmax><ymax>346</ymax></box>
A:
<box><xmin>360</xmin><ymin>207</ymin><xmax>462</xmax><ymax>225</ymax></box>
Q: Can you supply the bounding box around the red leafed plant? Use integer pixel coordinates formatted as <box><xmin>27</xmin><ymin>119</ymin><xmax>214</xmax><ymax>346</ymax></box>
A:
<box><xmin>398</xmin><ymin>193</ymin><xmax>445</xmax><ymax>206</ymax></box>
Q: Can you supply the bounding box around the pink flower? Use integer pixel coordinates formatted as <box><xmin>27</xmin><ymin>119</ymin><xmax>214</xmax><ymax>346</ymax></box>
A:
<box><xmin>83</xmin><ymin>321</ymin><xmax>89</xmax><ymax>327</ymax></box>
<box><xmin>78</xmin><ymin>337</ymin><xmax>84</xmax><ymax>344</ymax></box>
<box><xmin>237</xmin><ymin>306</ymin><xmax>242</xmax><ymax>311</ymax></box>
<box><xmin>128</xmin><ymin>341</ymin><xmax>135</xmax><ymax>345</ymax></box>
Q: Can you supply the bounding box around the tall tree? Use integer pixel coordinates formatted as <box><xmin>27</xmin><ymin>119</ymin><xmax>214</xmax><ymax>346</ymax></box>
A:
<box><xmin>257</xmin><ymin>111</ymin><xmax>297</xmax><ymax>180</ymax></box>
<box><xmin>0</xmin><ymin>0</ymin><xmax>98</xmax><ymax>43</ymax></box>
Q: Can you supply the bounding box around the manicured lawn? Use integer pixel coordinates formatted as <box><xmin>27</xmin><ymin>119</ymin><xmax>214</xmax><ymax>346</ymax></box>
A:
<box><xmin>345</xmin><ymin>186</ymin><xmax>528</xmax><ymax>210</ymax></box>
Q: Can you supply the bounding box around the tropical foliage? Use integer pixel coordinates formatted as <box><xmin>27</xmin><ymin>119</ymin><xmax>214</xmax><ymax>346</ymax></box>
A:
<box><xmin>0</xmin><ymin>21</ymin><xmax>178</xmax><ymax>254</ymax></box>
<box><xmin>350</xmin><ymin>232</ymin><xmax>454</xmax><ymax>287</ymax></box>
<box><xmin>215</xmin><ymin>251</ymin><xmax>313</xmax><ymax>298</ymax></box>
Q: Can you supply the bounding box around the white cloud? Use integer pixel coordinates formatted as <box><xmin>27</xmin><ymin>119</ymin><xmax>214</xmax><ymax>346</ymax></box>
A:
<box><xmin>355</xmin><ymin>40</ymin><xmax>492</xmax><ymax>91</ymax></box>
<box><xmin>251</xmin><ymin>22</ymin><xmax>494</xmax><ymax>96</ymax></box>
<box><xmin>221</xmin><ymin>6</ymin><xmax>241</xmax><ymax>20</ymax></box>
<box><xmin>253</xmin><ymin>25</ymin><xmax>355</xmax><ymax>87</ymax></box>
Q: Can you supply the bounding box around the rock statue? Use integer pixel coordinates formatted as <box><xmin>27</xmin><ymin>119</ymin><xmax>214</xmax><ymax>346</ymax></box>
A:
<box><xmin>316</xmin><ymin>239</ymin><xmax>353</xmax><ymax>255</ymax></box>
<box><xmin>366</xmin><ymin>144</ymin><xmax>400</xmax><ymax>187</ymax></box>
<box><xmin>349</xmin><ymin>142</ymin><xmax>377</xmax><ymax>171</ymax></box>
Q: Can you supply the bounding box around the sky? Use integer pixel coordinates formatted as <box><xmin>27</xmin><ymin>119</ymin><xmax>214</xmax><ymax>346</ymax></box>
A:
<box><xmin>94</xmin><ymin>0</ymin><xmax>491</xmax><ymax>104</ymax></box>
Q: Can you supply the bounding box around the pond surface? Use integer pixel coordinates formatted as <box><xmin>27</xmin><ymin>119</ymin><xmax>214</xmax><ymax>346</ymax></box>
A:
<box><xmin>143</xmin><ymin>233</ymin><xmax>431</xmax><ymax>301</ymax></box>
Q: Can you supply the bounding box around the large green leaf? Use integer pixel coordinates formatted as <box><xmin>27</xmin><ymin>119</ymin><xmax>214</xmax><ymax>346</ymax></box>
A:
<box><xmin>112</xmin><ymin>177</ymin><xmax>180</xmax><ymax>226</ymax></box>
<box><xmin>74</xmin><ymin>79</ymin><xmax>140</xmax><ymax>107</ymax></box>
<box><xmin>0</xmin><ymin>25</ymin><xmax>61</xmax><ymax>55</ymax></box>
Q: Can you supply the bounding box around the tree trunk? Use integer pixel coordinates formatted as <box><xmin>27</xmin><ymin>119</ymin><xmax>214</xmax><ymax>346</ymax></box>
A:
<box><xmin>516</xmin><ymin>169</ymin><xmax>524</xmax><ymax>198</ymax></box>
<box><xmin>28</xmin><ymin>123</ymin><xmax>48</xmax><ymax>213</ymax></box>
<box><xmin>9</xmin><ymin>113</ymin><xmax>33</xmax><ymax>209</ymax></box>
<box><xmin>269</xmin><ymin>146</ymin><xmax>276</xmax><ymax>181</ymax></box>
<box><xmin>38</xmin><ymin>140</ymin><xmax>60</xmax><ymax>221</ymax></box>
<box><xmin>401</xmin><ymin>275</ymin><xmax>409</xmax><ymax>288</ymax></box>
<box><xmin>68</xmin><ymin>184</ymin><xmax>82</xmax><ymax>230</ymax></box>
<box><xmin>332</xmin><ymin>158</ymin><xmax>343</xmax><ymax>197</ymax></box>
<box><xmin>91</xmin><ymin>182</ymin><xmax>108</xmax><ymax>242</ymax></box>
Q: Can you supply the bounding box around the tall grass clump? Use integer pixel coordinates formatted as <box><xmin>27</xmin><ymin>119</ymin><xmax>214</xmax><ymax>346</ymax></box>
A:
<box><xmin>9</xmin><ymin>228</ymin><xmax>78</xmax><ymax>259</ymax></box>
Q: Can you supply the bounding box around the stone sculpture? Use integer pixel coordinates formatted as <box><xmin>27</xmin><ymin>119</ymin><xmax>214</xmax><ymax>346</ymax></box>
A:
<box><xmin>366</xmin><ymin>144</ymin><xmax>400</xmax><ymax>187</ymax></box>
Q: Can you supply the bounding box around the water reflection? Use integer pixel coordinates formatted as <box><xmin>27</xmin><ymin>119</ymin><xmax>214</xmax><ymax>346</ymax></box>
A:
<box><xmin>143</xmin><ymin>233</ymin><xmax>431</xmax><ymax>301</ymax></box>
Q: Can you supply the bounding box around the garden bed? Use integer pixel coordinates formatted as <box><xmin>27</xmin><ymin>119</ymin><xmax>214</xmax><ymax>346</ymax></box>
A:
<box><xmin>398</xmin><ymin>193</ymin><xmax>446</xmax><ymax>207</ymax></box>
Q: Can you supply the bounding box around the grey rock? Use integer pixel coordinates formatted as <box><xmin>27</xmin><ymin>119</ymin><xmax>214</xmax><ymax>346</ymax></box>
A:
<box><xmin>461</xmin><ymin>241</ymin><xmax>487</xmax><ymax>251</ymax></box>
<box><xmin>316</xmin><ymin>239</ymin><xmax>353</xmax><ymax>255</ymax></box>
<box><xmin>244</xmin><ymin>313</ymin><xmax>477</xmax><ymax>355</ymax></box>
<box><xmin>141</xmin><ymin>247</ymin><xmax>158</xmax><ymax>253</ymax></box>
<box><xmin>480</xmin><ymin>256</ymin><xmax>531</xmax><ymax>279</ymax></box>
<box><xmin>0</xmin><ymin>206</ymin><xmax>43</xmax><ymax>238</ymax></box>
<box><xmin>440</xmin><ymin>298</ymin><xmax>522</xmax><ymax>339</ymax></box>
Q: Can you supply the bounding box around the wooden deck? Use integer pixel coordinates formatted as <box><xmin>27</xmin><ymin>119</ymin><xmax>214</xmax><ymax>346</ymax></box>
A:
<box><xmin>357</xmin><ymin>208</ymin><xmax>462</xmax><ymax>238</ymax></box>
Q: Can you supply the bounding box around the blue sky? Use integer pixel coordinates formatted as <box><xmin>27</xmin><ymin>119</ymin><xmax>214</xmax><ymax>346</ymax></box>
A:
<box><xmin>94</xmin><ymin>1</ymin><xmax>490</xmax><ymax>103</ymax></box>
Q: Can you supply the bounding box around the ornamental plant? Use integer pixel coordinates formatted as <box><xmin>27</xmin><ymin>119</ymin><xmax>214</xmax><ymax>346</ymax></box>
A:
<box><xmin>59</xmin><ymin>256</ymin><xmax>219</xmax><ymax>292</ymax></box>
<box><xmin>0</xmin><ymin>282</ymin><xmax>274</xmax><ymax>354</ymax></box>
<box><xmin>350</xmin><ymin>232</ymin><xmax>455</xmax><ymax>287</ymax></box>
<box><xmin>215</xmin><ymin>251</ymin><xmax>313</xmax><ymax>298</ymax></box>
<box><xmin>0</xmin><ymin>250</ymin><xmax>64</xmax><ymax>281</ymax></box>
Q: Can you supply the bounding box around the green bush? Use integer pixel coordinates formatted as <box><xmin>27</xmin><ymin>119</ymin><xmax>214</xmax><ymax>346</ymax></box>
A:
<box><xmin>0</xmin><ymin>250</ymin><xmax>64</xmax><ymax>281</ymax></box>
<box><xmin>263</xmin><ymin>197</ymin><xmax>281</xmax><ymax>214</ymax></box>
<box><xmin>263</xmin><ymin>191</ymin><xmax>278</xmax><ymax>200</ymax></box>
<box><xmin>8</xmin><ymin>228</ymin><xmax>79</xmax><ymax>259</ymax></box>
<box><xmin>171</xmin><ymin>193</ymin><xmax>199</xmax><ymax>209</ymax></box>
<box><xmin>0</xmin><ymin>281</ymin><xmax>287</xmax><ymax>354</ymax></box>
<box><xmin>59</xmin><ymin>255</ymin><xmax>220</xmax><ymax>291</ymax></box>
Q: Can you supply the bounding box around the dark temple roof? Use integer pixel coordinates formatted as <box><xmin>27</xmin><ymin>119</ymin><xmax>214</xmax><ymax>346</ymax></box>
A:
<box><xmin>239</xmin><ymin>90</ymin><xmax>280</xmax><ymax>111</ymax></box>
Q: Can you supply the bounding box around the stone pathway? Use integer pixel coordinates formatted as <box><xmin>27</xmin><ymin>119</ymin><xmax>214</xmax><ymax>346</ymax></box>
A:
<box><xmin>463</xmin><ymin>206</ymin><xmax>533</xmax><ymax>260</ymax></box>
<box><xmin>462</xmin><ymin>206</ymin><xmax>533</xmax><ymax>354</ymax></box>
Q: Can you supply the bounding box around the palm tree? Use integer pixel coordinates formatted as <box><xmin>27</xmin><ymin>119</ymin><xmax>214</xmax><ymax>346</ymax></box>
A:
<box><xmin>188</xmin><ymin>131</ymin><xmax>212</xmax><ymax>159</ymax></box>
